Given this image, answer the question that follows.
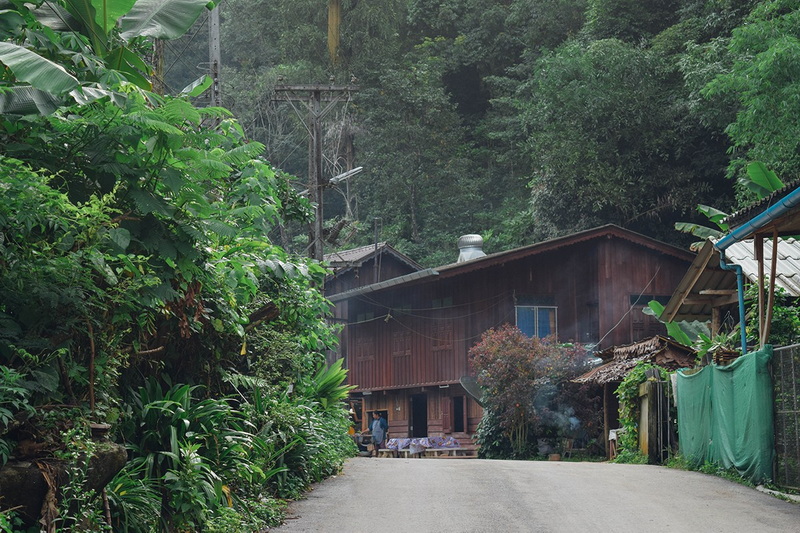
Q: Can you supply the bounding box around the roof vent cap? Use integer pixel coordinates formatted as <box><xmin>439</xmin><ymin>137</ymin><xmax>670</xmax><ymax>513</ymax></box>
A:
<box><xmin>457</xmin><ymin>234</ymin><xmax>486</xmax><ymax>263</ymax></box>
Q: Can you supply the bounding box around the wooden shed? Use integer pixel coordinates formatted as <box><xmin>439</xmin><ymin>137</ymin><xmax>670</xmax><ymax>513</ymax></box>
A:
<box><xmin>330</xmin><ymin>225</ymin><xmax>694</xmax><ymax>443</ymax></box>
<box><xmin>573</xmin><ymin>335</ymin><xmax>697</xmax><ymax>457</ymax></box>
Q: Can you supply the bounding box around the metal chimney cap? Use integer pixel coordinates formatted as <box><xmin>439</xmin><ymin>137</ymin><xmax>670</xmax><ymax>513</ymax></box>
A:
<box><xmin>457</xmin><ymin>234</ymin><xmax>486</xmax><ymax>262</ymax></box>
<box><xmin>458</xmin><ymin>234</ymin><xmax>483</xmax><ymax>248</ymax></box>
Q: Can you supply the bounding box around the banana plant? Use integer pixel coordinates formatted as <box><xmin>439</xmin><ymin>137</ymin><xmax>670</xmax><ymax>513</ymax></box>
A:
<box><xmin>0</xmin><ymin>0</ymin><xmax>217</xmax><ymax>113</ymax></box>
<box><xmin>675</xmin><ymin>161</ymin><xmax>785</xmax><ymax>249</ymax></box>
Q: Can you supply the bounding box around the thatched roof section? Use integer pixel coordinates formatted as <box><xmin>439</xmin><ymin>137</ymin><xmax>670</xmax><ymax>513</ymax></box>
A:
<box><xmin>574</xmin><ymin>336</ymin><xmax>696</xmax><ymax>385</ymax></box>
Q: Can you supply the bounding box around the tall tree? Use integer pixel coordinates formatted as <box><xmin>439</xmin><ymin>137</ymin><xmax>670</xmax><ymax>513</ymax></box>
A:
<box><xmin>702</xmin><ymin>0</ymin><xmax>800</xmax><ymax>184</ymax></box>
<box><xmin>514</xmin><ymin>38</ymin><xmax>722</xmax><ymax>240</ymax></box>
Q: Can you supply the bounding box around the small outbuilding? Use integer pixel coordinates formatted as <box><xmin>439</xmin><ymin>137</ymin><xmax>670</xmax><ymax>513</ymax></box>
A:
<box><xmin>574</xmin><ymin>335</ymin><xmax>696</xmax><ymax>457</ymax></box>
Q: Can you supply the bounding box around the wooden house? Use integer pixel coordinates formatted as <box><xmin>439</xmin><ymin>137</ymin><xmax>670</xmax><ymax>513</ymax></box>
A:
<box><xmin>328</xmin><ymin>225</ymin><xmax>694</xmax><ymax>443</ymax></box>
<box><xmin>324</xmin><ymin>242</ymin><xmax>422</xmax><ymax>366</ymax></box>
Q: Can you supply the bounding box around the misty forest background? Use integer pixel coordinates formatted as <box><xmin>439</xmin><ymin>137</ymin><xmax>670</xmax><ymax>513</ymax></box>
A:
<box><xmin>164</xmin><ymin>0</ymin><xmax>796</xmax><ymax>266</ymax></box>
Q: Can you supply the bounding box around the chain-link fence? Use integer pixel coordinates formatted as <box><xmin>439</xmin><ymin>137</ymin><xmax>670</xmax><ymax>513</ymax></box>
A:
<box><xmin>773</xmin><ymin>344</ymin><xmax>800</xmax><ymax>489</ymax></box>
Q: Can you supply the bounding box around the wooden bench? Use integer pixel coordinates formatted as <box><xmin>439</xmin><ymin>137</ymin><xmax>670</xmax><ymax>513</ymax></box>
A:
<box><xmin>423</xmin><ymin>447</ymin><xmax>479</xmax><ymax>458</ymax></box>
<box><xmin>378</xmin><ymin>448</ymin><xmax>421</xmax><ymax>458</ymax></box>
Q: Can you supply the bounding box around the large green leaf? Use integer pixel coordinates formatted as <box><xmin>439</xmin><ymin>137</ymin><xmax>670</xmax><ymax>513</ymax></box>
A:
<box><xmin>62</xmin><ymin>0</ymin><xmax>107</xmax><ymax>55</ymax></box>
<box><xmin>696</xmin><ymin>204</ymin><xmax>729</xmax><ymax>231</ymax></box>
<box><xmin>119</xmin><ymin>0</ymin><xmax>210</xmax><ymax>40</ymax></box>
<box><xmin>674</xmin><ymin>222</ymin><xmax>724</xmax><ymax>240</ymax></box>
<box><xmin>0</xmin><ymin>43</ymin><xmax>79</xmax><ymax>94</ymax></box>
<box><xmin>0</xmin><ymin>9</ymin><xmax>25</xmax><ymax>32</ymax></box>
<box><xmin>179</xmin><ymin>75</ymin><xmax>213</xmax><ymax>98</ymax></box>
<box><xmin>645</xmin><ymin>300</ymin><xmax>693</xmax><ymax>347</ymax></box>
<box><xmin>744</xmin><ymin>161</ymin><xmax>784</xmax><ymax>199</ymax></box>
<box><xmin>105</xmin><ymin>46</ymin><xmax>152</xmax><ymax>89</ymax></box>
<box><xmin>98</xmin><ymin>0</ymin><xmax>138</xmax><ymax>33</ymax></box>
<box><xmin>0</xmin><ymin>86</ymin><xmax>61</xmax><ymax>114</ymax></box>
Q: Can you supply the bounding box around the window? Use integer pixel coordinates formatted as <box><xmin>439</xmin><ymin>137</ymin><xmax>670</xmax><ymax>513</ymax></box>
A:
<box><xmin>516</xmin><ymin>306</ymin><xmax>557</xmax><ymax>338</ymax></box>
<box><xmin>431</xmin><ymin>296</ymin><xmax>453</xmax><ymax>308</ymax></box>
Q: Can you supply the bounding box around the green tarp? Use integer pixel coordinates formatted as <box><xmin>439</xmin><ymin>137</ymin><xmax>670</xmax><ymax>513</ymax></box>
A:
<box><xmin>676</xmin><ymin>345</ymin><xmax>774</xmax><ymax>483</ymax></box>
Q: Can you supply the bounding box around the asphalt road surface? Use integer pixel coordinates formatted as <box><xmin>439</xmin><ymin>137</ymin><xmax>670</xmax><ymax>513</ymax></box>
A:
<box><xmin>274</xmin><ymin>457</ymin><xmax>800</xmax><ymax>532</ymax></box>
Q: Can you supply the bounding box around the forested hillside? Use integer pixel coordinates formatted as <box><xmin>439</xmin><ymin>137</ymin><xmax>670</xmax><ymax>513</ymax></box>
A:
<box><xmin>160</xmin><ymin>0</ymin><xmax>799</xmax><ymax>266</ymax></box>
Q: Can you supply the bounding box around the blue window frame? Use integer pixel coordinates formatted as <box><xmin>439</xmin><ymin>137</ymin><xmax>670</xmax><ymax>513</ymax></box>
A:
<box><xmin>516</xmin><ymin>306</ymin><xmax>557</xmax><ymax>338</ymax></box>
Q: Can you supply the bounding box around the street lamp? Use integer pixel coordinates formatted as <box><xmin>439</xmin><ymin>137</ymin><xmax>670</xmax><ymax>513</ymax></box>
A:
<box><xmin>298</xmin><ymin>166</ymin><xmax>363</xmax><ymax>196</ymax></box>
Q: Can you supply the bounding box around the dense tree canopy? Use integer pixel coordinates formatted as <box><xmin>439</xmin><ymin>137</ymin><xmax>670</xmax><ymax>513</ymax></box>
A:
<box><xmin>162</xmin><ymin>0</ymin><xmax>796</xmax><ymax>265</ymax></box>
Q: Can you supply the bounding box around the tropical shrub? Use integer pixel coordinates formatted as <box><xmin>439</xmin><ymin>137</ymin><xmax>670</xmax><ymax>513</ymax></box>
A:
<box><xmin>613</xmin><ymin>361</ymin><xmax>668</xmax><ymax>463</ymax></box>
<box><xmin>0</xmin><ymin>0</ymin><xmax>362</xmax><ymax>529</ymax></box>
<box><xmin>469</xmin><ymin>324</ymin><xmax>591</xmax><ymax>458</ymax></box>
<box><xmin>0</xmin><ymin>366</ymin><xmax>35</xmax><ymax>464</ymax></box>
<box><xmin>117</xmin><ymin>380</ymin><xmax>270</xmax><ymax>530</ymax></box>
<box><xmin>228</xmin><ymin>373</ymin><xmax>356</xmax><ymax>501</ymax></box>
<box><xmin>745</xmin><ymin>285</ymin><xmax>800</xmax><ymax>347</ymax></box>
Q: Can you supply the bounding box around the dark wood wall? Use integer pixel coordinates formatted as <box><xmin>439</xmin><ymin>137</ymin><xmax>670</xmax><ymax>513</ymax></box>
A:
<box><xmin>325</xmin><ymin>254</ymin><xmax>418</xmax><ymax>364</ymax></box>
<box><xmin>360</xmin><ymin>386</ymin><xmax>483</xmax><ymax>439</ymax></box>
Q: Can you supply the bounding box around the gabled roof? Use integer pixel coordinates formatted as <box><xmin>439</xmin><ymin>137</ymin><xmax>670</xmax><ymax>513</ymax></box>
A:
<box><xmin>434</xmin><ymin>224</ymin><xmax>693</xmax><ymax>278</ymax></box>
<box><xmin>662</xmin><ymin>238</ymin><xmax>800</xmax><ymax>322</ymax></box>
<box><xmin>330</xmin><ymin>225</ymin><xmax>693</xmax><ymax>303</ymax></box>
<box><xmin>573</xmin><ymin>336</ymin><xmax>696</xmax><ymax>385</ymax></box>
<box><xmin>324</xmin><ymin>242</ymin><xmax>422</xmax><ymax>276</ymax></box>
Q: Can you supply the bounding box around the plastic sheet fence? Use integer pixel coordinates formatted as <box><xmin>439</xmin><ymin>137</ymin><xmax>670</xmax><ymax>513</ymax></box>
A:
<box><xmin>773</xmin><ymin>345</ymin><xmax>800</xmax><ymax>489</ymax></box>
<box><xmin>676</xmin><ymin>346</ymin><xmax>774</xmax><ymax>483</ymax></box>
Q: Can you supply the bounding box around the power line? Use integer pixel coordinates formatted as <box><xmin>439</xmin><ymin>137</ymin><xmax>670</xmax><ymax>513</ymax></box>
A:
<box><xmin>595</xmin><ymin>265</ymin><xmax>662</xmax><ymax>348</ymax></box>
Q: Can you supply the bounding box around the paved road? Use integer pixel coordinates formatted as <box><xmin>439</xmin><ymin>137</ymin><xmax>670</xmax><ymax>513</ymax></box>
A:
<box><xmin>274</xmin><ymin>457</ymin><xmax>800</xmax><ymax>532</ymax></box>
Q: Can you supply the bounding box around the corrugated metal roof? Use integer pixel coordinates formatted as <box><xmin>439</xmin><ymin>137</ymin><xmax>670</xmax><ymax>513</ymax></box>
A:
<box><xmin>435</xmin><ymin>224</ymin><xmax>694</xmax><ymax>277</ymax></box>
<box><xmin>661</xmin><ymin>237</ymin><xmax>800</xmax><ymax>322</ymax></box>
<box><xmin>323</xmin><ymin>242</ymin><xmax>422</xmax><ymax>273</ymax></box>
<box><xmin>726</xmin><ymin>238</ymin><xmax>800</xmax><ymax>296</ymax></box>
<box><xmin>723</xmin><ymin>180</ymin><xmax>800</xmax><ymax>230</ymax></box>
<box><xmin>324</xmin><ymin>242</ymin><xmax>386</xmax><ymax>265</ymax></box>
<box><xmin>329</xmin><ymin>225</ymin><xmax>694</xmax><ymax>301</ymax></box>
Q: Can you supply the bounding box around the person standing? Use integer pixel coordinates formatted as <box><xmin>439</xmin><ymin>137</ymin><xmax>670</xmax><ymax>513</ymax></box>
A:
<box><xmin>369</xmin><ymin>411</ymin><xmax>388</xmax><ymax>456</ymax></box>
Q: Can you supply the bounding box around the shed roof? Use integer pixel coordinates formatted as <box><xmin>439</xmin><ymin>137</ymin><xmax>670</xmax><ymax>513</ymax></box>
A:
<box><xmin>324</xmin><ymin>242</ymin><xmax>422</xmax><ymax>275</ymax></box>
<box><xmin>573</xmin><ymin>336</ymin><xmax>696</xmax><ymax>385</ymax></box>
<box><xmin>723</xmin><ymin>180</ymin><xmax>800</xmax><ymax>231</ymax></box>
<box><xmin>661</xmin><ymin>238</ymin><xmax>800</xmax><ymax>322</ymax></box>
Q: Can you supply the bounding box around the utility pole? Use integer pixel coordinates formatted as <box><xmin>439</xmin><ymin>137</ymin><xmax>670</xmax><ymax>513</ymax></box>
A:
<box><xmin>273</xmin><ymin>84</ymin><xmax>358</xmax><ymax>260</ymax></box>
<box><xmin>208</xmin><ymin>6</ymin><xmax>222</xmax><ymax>107</ymax></box>
<box><xmin>151</xmin><ymin>39</ymin><xmax>166</xmax><ymax>95</ymax></box>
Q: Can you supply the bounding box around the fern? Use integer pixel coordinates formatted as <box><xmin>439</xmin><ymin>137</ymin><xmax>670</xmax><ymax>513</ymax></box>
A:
<box><xmin>222</xmin><ymin>144</ymin><xmax>263</xmax><ymax>167</ymax></box>
<box><xmin>162</xmin><ymin>99</ymin><xmax>201</xmax><ymax>127</ymax></box>
<box><xmin>200</xmin><ymin>219</ymin><xmax>238</xmax><ymax>240</ymax></box>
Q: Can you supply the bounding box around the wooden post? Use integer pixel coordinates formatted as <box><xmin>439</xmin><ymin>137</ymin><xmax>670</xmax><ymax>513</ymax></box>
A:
<box><xmin>756</xmin><ymin>237</ymin><xmax>764</xmax><ymax>345</ymax></box>
<box><xmin>208</xmin><ymin>7</ymin><xmax>222</xmax><ymax>107</ymax></box>
<box><xmin>762</xmin><ymin>230</ymin><xmax>779</xmax><ymax>346</ymax></box>
<box><xmin>328</xmin><ymin>0</ymin><xmax>341</xmax><ymax>66</ymax></box>
<box><xmin>711</xmin><ymin>306</ymin><xmax>721</xmax><ymax>336</ymax></box>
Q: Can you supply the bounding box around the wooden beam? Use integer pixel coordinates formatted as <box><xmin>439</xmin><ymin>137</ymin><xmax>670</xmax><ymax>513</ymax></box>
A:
<box><xmin>682</xmin><ymin>294</ymin><xmax>739</xmax><ymax>306</ymax></box>
<box><xmin>711</xmin><ymin>307</ymin><xmax>721</xmax><ymax>336</ymax></box>
<box><xmin>699</xmin><ymin>289</ymin><xmax>738</xmax><ymax>295</ymax></box>
<box><xmin>661</xmin><ymin>241</ymin><xmax>715</xmax><ymax>322</ymax></box>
